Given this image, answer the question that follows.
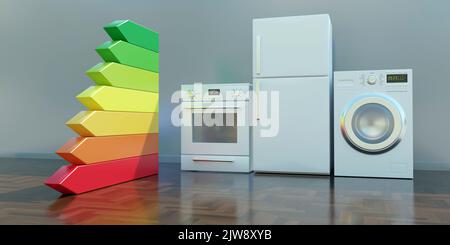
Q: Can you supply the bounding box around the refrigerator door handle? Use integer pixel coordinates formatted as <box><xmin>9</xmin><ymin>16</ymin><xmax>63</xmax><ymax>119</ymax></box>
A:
<box><xmin>256</xmin><ymin>35</ymin><xmax>261</xmax><ymax>75</ymax></box>
<box><xmin>255</xmin><ymin>80</ymin><xmax>260</xmax><ymax>121</ymax></box>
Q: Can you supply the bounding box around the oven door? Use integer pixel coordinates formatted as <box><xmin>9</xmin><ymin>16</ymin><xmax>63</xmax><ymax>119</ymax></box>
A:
<box><xmin>181</xmin><ymin>101</ymin><xmax>249</xmax><ymax>156</ymax></box>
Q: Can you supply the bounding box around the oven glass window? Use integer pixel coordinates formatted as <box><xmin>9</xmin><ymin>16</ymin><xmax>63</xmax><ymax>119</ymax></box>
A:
<box><xmin>192</xmin><ymin>113</ymin><xmax>237</xmax><ymax>143</ymax></box>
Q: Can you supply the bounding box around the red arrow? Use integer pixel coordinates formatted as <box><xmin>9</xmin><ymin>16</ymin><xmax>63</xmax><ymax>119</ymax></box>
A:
<box><xmin>45</xmin><ymin>154</ymin><xmax>158</xmax><ymax>194</ymax></box>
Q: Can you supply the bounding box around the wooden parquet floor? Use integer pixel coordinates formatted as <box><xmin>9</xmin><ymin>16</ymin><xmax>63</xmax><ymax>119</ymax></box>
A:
<box><xmin>0</xmin><ymin>158</ymin><xmax>450</xmax><ymax>225</ymax></box>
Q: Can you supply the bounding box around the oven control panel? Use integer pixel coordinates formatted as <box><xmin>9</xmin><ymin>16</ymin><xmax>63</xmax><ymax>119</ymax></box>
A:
<box><xmin>181</xmin><ymin>83</ymin><xmax>250</xmax><ymax>101</ymax></box>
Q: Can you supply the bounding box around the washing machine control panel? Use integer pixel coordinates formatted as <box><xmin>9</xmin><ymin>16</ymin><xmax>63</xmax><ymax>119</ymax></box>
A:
<box><xmin>364</xmin><ymin>72</ymin><xmax>410</xmax><ymax>87</ymax></box>
<box><xmin>335</xmin><ymin>69</ymin><xmax>412</xmax><ymax>91</ymax></box>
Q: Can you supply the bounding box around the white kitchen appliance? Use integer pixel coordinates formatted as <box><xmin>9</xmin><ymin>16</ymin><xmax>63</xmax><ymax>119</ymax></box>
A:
<box><xmin>181</xmin><ymin>83</ymin><xmax>251</xmax><ymax>173</ymax></box>
<box><xmin>334</xmin><ymin>70</ymin><xmax>413</xmax><ymax>179</ymax></box>
<box><xmin>252</xmin><ymin>14</ymin><xmax>332</xmax><ymax>174</ymax></box>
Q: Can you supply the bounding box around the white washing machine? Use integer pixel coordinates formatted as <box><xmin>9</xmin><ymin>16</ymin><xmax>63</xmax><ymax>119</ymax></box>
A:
<box><xmin>334</xmin><ymin>70</ymin><xmax>413</xmax><ymax>179</ymax></box>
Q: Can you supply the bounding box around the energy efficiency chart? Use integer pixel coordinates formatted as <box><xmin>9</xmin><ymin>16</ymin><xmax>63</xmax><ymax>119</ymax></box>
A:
<box><xmin>46</xmin><ymin>20</ymin><xmax>159</xmax><ymax>194</ymax></box>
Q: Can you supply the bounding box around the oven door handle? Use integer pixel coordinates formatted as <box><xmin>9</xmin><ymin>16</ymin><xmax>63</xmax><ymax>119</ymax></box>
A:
<box><xmin>192</xmin><ymin>158</ymin><xmax>234</xmax><ymax>163</ymax></box>
<box><xmin>183</xmin><ymin>107</ymin><xmax>241</xmax><ymax>110</ymax></box>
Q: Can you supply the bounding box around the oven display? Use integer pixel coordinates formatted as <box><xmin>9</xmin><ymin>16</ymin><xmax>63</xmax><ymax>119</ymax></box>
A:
<box><xmin>208</xmin><ymin>89</ymin><xmax>221</xmax><ymax>95</ymax></box>
<box><xmin>387</xmin><ymin>74</ymin><xmax>408</xmax><ymax>83</ymax></box>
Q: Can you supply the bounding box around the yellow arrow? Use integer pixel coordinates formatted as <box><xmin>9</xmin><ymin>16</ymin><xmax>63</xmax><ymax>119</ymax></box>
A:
<box><xmin>66</xmin><ymin>111</ymin><xmax>158</xmax><ymax>137</ymax></box>
<box><xmin>77</xmin><ymin>86</ymin><xmax>158</xmax><ymax>112</ymax></box>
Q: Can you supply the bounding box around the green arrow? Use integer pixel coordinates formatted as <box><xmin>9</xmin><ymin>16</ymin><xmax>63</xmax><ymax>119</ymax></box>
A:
<box><xmin>86</xmin><ymin>63</ymin><xmax>158</xmax><ymax>93</ymax></box>
<box><xmin>96</xmin><ymin>41</ymin><xmax>158</xmax><ymax>72</ymax></box>
<box><xmin>104</xmin><ymin>20</ymin><xmax>159</xmax><ymax>53</ymax></box>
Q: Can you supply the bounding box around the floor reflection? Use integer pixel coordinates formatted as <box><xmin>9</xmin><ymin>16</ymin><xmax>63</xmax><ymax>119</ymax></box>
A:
<box><xmin>0</xmin><ymin>160</ymin><xmax>434</xmax><ymax>225</ymax></box>
<box><xmin>48</xmin><ymin>176</ymin><xmax>159</xmax><ymax>224</ymax></box>
<box><xmin>332</xmin><ymin>177</ymin><xmax>414</xmax><ymax>224</ymax></box>
<box><xmin>44</xmin><ymin>165</ymin><xmax>445</xmax><ymax>225</ymax></box>
<box><xmin>177</xmin><ymin>172</ymin><xmax>253</xmax><ymax>224</ymax></box>
<box><xmin>251</xmin><ymin>174</ymin><xmax>333</xmax><ymax>225</ymax></box>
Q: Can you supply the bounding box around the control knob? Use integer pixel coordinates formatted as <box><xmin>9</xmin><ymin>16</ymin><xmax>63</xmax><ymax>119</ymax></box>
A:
<box><xmin>367</xmin><ymin>75</ymin><xmax>378</xmax><ymax>85</ymax></box>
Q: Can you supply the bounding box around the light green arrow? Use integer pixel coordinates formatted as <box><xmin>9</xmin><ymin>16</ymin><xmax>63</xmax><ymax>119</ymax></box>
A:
<box><xmin>86</xmin><ymin>62</ymin><xmax>158</xmax><ymax>93</ymax></box>
<box><xmin>96</xmin><ymin>41</ymin><xmax>158</xmax><ymax>72</ymax></box>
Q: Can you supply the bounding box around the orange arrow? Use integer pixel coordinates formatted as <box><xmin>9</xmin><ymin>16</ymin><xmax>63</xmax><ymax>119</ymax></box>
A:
<box><xmin>56</xmin><ymin>134</ymin><xmax>158</xmax><ymax>165</ymax></box>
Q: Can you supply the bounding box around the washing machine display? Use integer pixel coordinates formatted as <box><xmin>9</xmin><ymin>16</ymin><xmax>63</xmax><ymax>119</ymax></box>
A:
<box><xmin>340</xmin><ymin>94</ymin><xmax>406</xmax><ymax>154</ymax></box>
<box><xmin>387</xmin><ymin>74</ymin><xmax>408</xmax><ymax>83</ymax></box>
<box><xmin>334</xmin><ymin>69</ymin><xmax>413</xmax><ymax>179</ymax></box>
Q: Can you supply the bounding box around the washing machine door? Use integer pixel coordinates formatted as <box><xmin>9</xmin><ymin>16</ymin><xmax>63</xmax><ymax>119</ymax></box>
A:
<box><xmin>340</xmin><ymin>94</ymin><xmax>407</xmax><ymax>154</ymax></box>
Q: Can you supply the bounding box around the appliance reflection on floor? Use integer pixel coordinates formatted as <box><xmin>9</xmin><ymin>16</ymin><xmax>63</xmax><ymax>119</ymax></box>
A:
<box><xmin>179</xmin><ymin>172</ymin><xmax>253</xmax><ymax>224</ymax></box>
<box><xmin>47</xmin><ymin>177</ymin><xmax>159</xmax><ymax>225</ymax></box>
<box><xmin>251</xmin><ymin>174</ymin><xmax>333</xmax><ymax>225</ymax></box>
<box><xmin>332</xmin><ymin>177</ymin><xmax>414</xmax><ymax>225</ymax></box>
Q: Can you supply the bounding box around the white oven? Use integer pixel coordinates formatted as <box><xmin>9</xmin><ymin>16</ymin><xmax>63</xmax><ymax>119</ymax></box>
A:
<box><xmin>180</xmin><ymin>83</ymin><xmax>251</xmax><ymax>173</ymax></box>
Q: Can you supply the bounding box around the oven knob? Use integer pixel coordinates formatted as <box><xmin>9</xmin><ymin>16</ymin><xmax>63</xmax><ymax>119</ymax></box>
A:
<box><xmin>367</xmin><ymin>75</ymin><xmax>378</xmax><ymax>85</ymax></box>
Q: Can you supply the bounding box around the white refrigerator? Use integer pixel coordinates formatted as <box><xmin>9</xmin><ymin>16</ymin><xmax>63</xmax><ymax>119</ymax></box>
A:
<box><xmin>252</xmin><ymin>14</ymin><xmax>333</xmax><ymax>174</ymax></box>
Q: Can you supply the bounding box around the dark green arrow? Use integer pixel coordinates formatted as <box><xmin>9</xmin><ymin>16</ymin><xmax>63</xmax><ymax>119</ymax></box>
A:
<box><xmin>104</xmin><ymin>20</ymin><xmax>159</xmax><ymax>53</ymax></box>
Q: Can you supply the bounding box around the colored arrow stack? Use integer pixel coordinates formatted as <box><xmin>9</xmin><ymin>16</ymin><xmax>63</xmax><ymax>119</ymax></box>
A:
<box><xmin>45</xmin><ymin>20</ymin><xmax>159</xmax><ymax>195</ymax></box>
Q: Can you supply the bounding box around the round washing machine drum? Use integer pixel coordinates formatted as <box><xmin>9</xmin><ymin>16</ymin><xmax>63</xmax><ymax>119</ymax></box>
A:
<box><xmin>340</xmin><ymin>94</ymin><xmax>407</xmax><ymax>154</ymax></box>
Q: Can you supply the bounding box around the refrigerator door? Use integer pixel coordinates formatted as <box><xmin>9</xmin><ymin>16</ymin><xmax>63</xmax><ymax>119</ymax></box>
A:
<box><xmin>253</xmin><ymin>14</ymin><xmax>332</xmax><ymax>78</ymax></box>
<box><xmin>252</xmin><ymin>77</ymin><xmax>330</xmax><ymax>174</ymax></box>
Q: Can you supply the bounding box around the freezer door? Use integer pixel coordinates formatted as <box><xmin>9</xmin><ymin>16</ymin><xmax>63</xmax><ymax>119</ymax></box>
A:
<box><xmin>252</xmin><ymin>77</ymin><xmax>331</xmax><ymax>174</ymax></box>
<box><xmin>253</xmin><ymin>14</ymin><xmax>332</xmax><ymax>78</ymax></box>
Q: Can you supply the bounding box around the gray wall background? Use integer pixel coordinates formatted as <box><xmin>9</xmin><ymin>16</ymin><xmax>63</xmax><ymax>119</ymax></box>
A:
<box><xmin>0</xmin><ymin>0</ymin><xmax>449</xmax><ymax>170</ymax></box>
